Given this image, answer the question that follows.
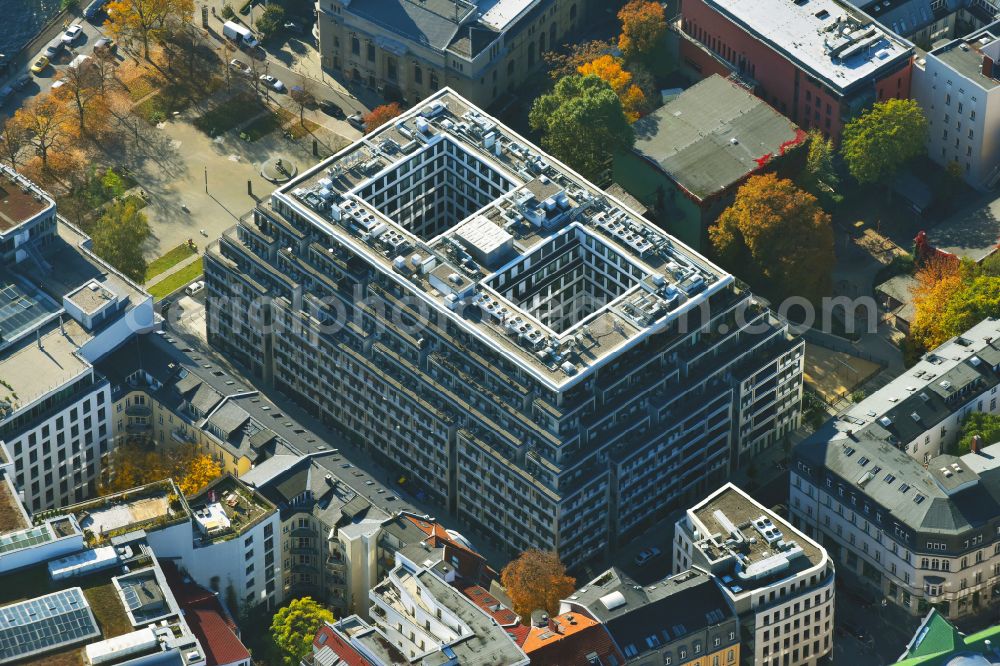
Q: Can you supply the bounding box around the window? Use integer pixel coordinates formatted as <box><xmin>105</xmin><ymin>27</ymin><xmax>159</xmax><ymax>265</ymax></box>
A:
<box><xmin>351</xmin><ymin>36</ymin><xmax>360</xmax><ymax>56</ymax></box>
<box><xmin>414</xmin><ymin>64</ymin><xmax>423</xmax><ymax>85</ymax></box>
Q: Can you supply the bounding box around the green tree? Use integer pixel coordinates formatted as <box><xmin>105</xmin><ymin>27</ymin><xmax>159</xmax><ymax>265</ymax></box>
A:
<box><xmin>802</xmin><ymin>129</ymin><xmax>837</xmax><ymax>193</ymax></box>
<box><xmin>255</xmin><ymin>5</ymin><xmax>285</xmax><ymax>38</ymax></box>
<box><xmin>956</xmin><ymin>412</ymin><xmax>1000</xmax><ymax>454</ymax></box>
<box><xmin>841</xmin><ymin>98</ymin><xmax>927</xmax><ymax>184</ymax></box>
<box><xmin>529</xmin><ymin>74</ymin><xmax>634</xmax><ymax>183</ymax></box>
<box><xmin>270</xmin><ymin>597</ymin><xmax>333</xmax><ymax>666</ymax></box>
<box><xmin>90</xmin><ymin>198</ymin><xmax>151</xmax><ymax>282</ymax></box>
<box><xmin>709</xmin><ymin>173</ymin><xmax>834</xmax><ymax>303</ymax></box>
<box><xmin>100</xmin><ymin>168</ymin><xmax>126</xmax><ymax>200</ymax></box>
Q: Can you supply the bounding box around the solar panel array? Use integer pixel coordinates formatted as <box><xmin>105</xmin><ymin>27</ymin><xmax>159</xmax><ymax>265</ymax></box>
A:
<box><xmin>0</xmin><ymin>525</ymin><xmax>52</xmax><ymax>555</ymax></box>
<box><xmin>0</xmin><ymin>588</ymin><xmax>100</xmax><ymax>663</ymax></box>
<box><xmin>0</xmin><ymin>274</ymin><xmax>60</xmax><ymax>347</ymax></box>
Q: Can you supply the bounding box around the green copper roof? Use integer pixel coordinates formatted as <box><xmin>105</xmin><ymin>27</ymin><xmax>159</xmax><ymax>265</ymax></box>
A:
<box><xmin>897</xmin><ymin>610</ymin><xmax>1000</xmax><ymax>665</ymax></box>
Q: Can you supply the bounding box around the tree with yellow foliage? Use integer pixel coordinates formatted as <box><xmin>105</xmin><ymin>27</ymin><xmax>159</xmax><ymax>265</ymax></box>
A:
<box><xmin>617</xmin><ymin>0</ymin><xmax>667</xmax><ymax>60</ymax></box>
<box><xmin>710</xmin><ymin>173</ymin><xmax>834</xmax><ymax>304</ymax></box>
<box><xmin>14</xmin><ymin>96</ymin><xmax>72</xmax><ymax>171</ymax></box>
<box><xmin>104</xmin><ymin>0</ymin><xmax>195</xmax><ymax>59</ymax></box>
<box><xmin>500</xmin><ymin>549</ymin><xmax>576</xmax><ymax>621</ymax></box>
<box><xmin>577</xmin><ymin>55</ymin><xmax>647</xmax><ymax>122</ymax></box>
<box><xmin>177</xmin><ymin>454</ymin><xmax>223</xmax><ymax>496</ymax></box>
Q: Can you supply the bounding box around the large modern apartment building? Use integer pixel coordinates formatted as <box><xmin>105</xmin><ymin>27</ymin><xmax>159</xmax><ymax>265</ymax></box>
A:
<box><xmin>0</xmin><ymin>166</ymin><xmax>154</xmax><ymax>513</ymax></box>
<box><xmin>792</xmin><ymin>318</ymin><xmax>1000</xmax><ymax>621</ymax></box>
<box><xmin>314</xmin><ymin>0</ymin><xmax>595</xmax><ymax>108</ymax></box>
<box><xmin>204</xmin><ymin>89</ymin><xmax>804</xmax><ymax>568</ymax></box>
<box><xmin>677</xmin><ymin>0</ymin><xmax>914</xmax><ymax>140</ymax></box>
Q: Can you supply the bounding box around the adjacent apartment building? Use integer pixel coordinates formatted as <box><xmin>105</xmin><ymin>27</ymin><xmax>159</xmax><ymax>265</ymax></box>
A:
<box><xmin>677</xmin><ymin>0</ymin><xmax>914</xmax><ymax>140</ymax></box>
<box><xmin>205</xmin><ymin>89</ymin><xmax>805</xmax><ymax>568</ymax></box>
<box><xmin>0</xmin><ymin>165</ymin><xmax>154</xmax><ymax>513</ymax></box>
<box><xmin>314</xmin><ymin>0</ymin><xmax>596</xmax><ymax>108</ymax></box>
<box><xmin>791</xmin><ymin>317</ymin><xmax>1000</xmax><ymax>621</ymax></box>
<box><xmin>674</xmin><ymin>483</ymin><xmax>836</xmax><ymax>666</ymax></box>
<box><xmin>912</xmin><ymin>20</ymin><xmax>1000</xmax><ymax>189</ymax></box>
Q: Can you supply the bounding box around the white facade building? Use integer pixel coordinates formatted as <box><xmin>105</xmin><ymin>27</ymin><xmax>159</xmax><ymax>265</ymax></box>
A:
<box><xmin>913</xmin><ymin>21</ymin><xmax>1000</xmax><ymax>189</ymax></box>
<box><xmin>674</xmin><ymin>483</ymin><xmax>836</xmax><ymax>666</ymax></box>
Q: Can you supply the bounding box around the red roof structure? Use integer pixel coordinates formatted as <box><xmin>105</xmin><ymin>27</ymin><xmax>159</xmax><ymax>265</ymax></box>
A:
<box><xmin>160</xmin><ymin>561</ymin><xmax>251</xmax><ymax>666</ymax></box>
<box><xmin>312</xmin><ymin>624</ymin><xmax>372</xmax><ymax>666</ymax></box>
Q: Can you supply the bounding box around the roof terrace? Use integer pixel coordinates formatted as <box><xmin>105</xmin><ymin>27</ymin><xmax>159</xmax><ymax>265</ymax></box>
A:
<box><xmin>188</xmin><ymin>474</ymin><xmax>275</xmax><ymax>545</ymax></box>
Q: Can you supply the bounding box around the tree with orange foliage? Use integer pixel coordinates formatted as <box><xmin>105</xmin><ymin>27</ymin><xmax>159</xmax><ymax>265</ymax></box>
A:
<box><xmin>710</xmin><ymin>173</ymin><xmax>834</xmax><ymax>303</ymax></box>
<box><xmin>100</xmin><ymin>443</ymin><xmax>223</xmax><ymax>496</ymax></box>
<box><xmin>618</xmin><ymin>0</ymin><xmax>667</xmax><ymax>60</ymax></box>
<box><xmin>577</xmin><ymin>55</ymin><xmax>647</xmax><ymax>122</ymax></box>
<box><xmin>177</xmin><ymin>454</ymin><xmax>223</xmax><ymax>496</ymax></box>
<box><xmin>14</xmin><ymin>96</ymin><xmax>72</xmax><ymax>171</ymax></box>
<box><xmin>500</xmin><ymin>549</ymin><xmax>576</xmax><ymax>620</ymax></box>
<box><xmin>105</xmin><ymin>0</ymin><xmax>195</xmax><ymax>59</ymax></box>
<box><xmin>544</xmin><ymin>39</ymin><xmax>614</xmax><ymax>80</ymax></box>
<box><xmin>0</xmin><ymin>119</ymin><xmax>26</xmax><ymax>169</ymax></box>
<box><xmin>57</xmin><ymin>61</ymin><xmax>106</xmax><ymax>136</ymax></box>
<box><xmin>363</xmin><ymin>103</ymin><xmax>403</xmax><ymax>133</ymax></box>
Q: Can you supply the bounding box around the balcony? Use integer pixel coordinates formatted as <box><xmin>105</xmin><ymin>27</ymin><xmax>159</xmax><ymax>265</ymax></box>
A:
<box><xmin>125</xmin><ymin>421</ymin><xmax>152</xmax><ymax>433</ymax></box>
<box><xmin>125</xmin><ymin>404</ymin><xmax>152</xmax><ymax>417</ymax></box>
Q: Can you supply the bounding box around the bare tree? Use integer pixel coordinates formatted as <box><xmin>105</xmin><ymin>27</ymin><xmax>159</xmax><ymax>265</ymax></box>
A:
<box><xmin>91</xmin><ymin>48</ymin><xmax>119</xmax><ymax>94</ymax></box>
<box><xmin>0</xmin><ymin>119</ymin><xmax>26</xmax><ymax>169</ymax></box>
<box><xmin>289</xmin><ymin>75</ymin><xmax>315</xmax><ymax>125</ymax></box>
<box><xmin>221</xmin><ymin>40</ymin><xmax>236</xmax><ymax>93</ymax></box>
<box><xmin>59</xmin><ymin>61</ymin><xmax>104</xmax><ymax>135</ymax></box>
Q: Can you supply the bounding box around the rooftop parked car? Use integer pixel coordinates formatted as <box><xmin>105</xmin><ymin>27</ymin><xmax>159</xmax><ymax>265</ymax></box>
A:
<box><xmin>633</xmin><ymin>547</ymin><xmax>662</xmax><ymax>567</ymax></box>
<box><xmin>61</xmin><ymin>24</ymin><xmax>84</xmax><ymax>45</ymax></box>
<box><xmin>30</xmin><ymin>56</ymin><xmax>49</xmax><ymax>75</ymax></box>
<box><xmin>259</xmin><ymin>74</ymin><xmax>285</xmax><ymax>92</ymax></box>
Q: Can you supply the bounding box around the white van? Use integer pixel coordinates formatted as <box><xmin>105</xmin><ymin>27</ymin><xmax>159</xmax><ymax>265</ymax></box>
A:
<box><xmin>222</xmin><ymin>20</ymin><xmax>259</xmax><ymax>49</ymax></box>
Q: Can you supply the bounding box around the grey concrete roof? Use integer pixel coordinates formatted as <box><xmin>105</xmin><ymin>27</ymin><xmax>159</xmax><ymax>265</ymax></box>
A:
<box><xmin>207</xmin><ymin>401</ymin><xmax>250</xmax><ymax>437</ymax></box>
<box><xmin>190</xmin><ymin>383</ymin><xmax>223</xmax><ymax>415</ymax></box>
<box><xmin>630</xmin><ymin>75</ymin><xmax>802</xmax><ymax>201</ymax></box>
<box><xmin>347</xmin><ymin>0</ymin><xmax>474</xmax><ymax>51</ymax></box>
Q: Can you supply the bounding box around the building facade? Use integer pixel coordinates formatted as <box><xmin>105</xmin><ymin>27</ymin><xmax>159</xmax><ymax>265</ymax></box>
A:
<box><xmin>677</xmin><ymin>0</ymin><xmax>914</xmax><ymax>141</ymax></box>
<box><xmin>0</xmin><ymin>166</ymin><xmax>154</xmax><ymax>513</ymax></box>
<box><xmin>205</xmin><ymin>89</ymin><xmax>805</xmax><ymax>569</ymax></box>
<box><xmin>912</xmin><ymin>21</ymin><xmax>1000</xmax><ymax>189</ymax></box>
<box><xmin>791</xmin><ymin>320</ymin><xmax>1000</xmax><ymax>621</ymax></box>
<box><xmin>674</xmin><ymin>484</ymin><xmax>836</xmax><ymax>666</ymax></box>
<box><xmin>315</xmin><ymin>0</ymin><xmax>597</xmax><ymax>108</ymax></box>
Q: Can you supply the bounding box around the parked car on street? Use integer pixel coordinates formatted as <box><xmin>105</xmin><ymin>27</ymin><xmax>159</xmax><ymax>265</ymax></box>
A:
<box><xmin>347</xmin><ymin>112</ymin><xmax>365</xmax><ymax>131</ymax></box>
<box><xmin>185</xmin><ymin>281</ymin><xmax>205</xmax><ymax>296</ymax></box>
<box><xmin>259</xmin><ymin>74</ymin><xmax>285</xmax><ymax>92</ymax></box>
<box><xmin>283</xmin><ymin>21</ymin><xmax>303</xmax><ymax>34</ymax></box>
<box><xmin>43</xmin><ymin>38</ymin><xmax>65</xmax><ymax>59</ymax></box>
<box><xmin>633</xmin><ymin>547</ymin><xmax>662</xmax><ymax>567</ymax></box>
<box><xmin>61</xmin><ymin>25</ymin><xmax>84</xmax><ymax>45</ymax></box>
<box><xmin>320</xmin><ymin>99</ymin><xmax>345</xmax><ymax>118</ymax></box>
<box><xmin>31</xmin><ymin>56</ymin><xmax>49</xmax><ymax>75</ymax></box>
<box><xmin>93</xmin><ymin>37</ymin><xmax>116</xmax><ymax>54</ymax></box>
<box><xmin>12</xmin><ymin>75</ymin><xmax>32</xmax><ymax>90</ymax></box>
<box><xmin>228</xmin><ymin>58</ymin><xmax>251</xmax><ymax>77</ymax></box>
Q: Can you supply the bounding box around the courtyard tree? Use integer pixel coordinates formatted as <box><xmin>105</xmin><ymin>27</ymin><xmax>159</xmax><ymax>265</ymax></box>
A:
<box><xmin>841</xmin><ymin>98</ymin><xmax>928</xmax><ymax>184</ymax></box>
<box><xmin>709</xmin><ymin>173</ymin><xmax>834</xmax><ymax>304</ymax></box>
<box><xmin>500</xmin><ymin>549</ymin><xmax>576</xmax><ymax>620</ymax></box>
<box><xmin>90</xmin><ymin>197</ymin><xmax>151</xmax><ymax>282</ymax></box>
<box><xmin>577</xmin><ymin>55</ymin><xmax>647</xmax><ymax>122</ymax></box>
<box><xmin>58</xmin><ymin>60</ymin><xmax>105</xmax><ymax>135</ymax></box>
<box><xmin>14</xmin><ymin>96</ymin><xmax>72</xmax><ymax>171</ymax></box>
<box><xmin>177</xmin><ymin>454</ymin><xmax>222</xmax><ymax>495</ymax></box>
<box><xmin>802</xmin><ymin>129</ymin><xmax>838</xmax><ymax>193</ymax></box>
<box><xmin>270</xmin><ymin>597</ymin><xmax>334</xmax><ymax>666</ymax></box>
<box><xmin>618</xmin><ymin>0</ymin><xmax>667</xmax><ymax>60</ymax></box>
<box><xmin>104</xmin><ymin>0</ymin><xmax>195</xmax><ymax>59</ymax></box>
<box><xmin>0</xmin><ymin>119</ymin><xmax>26</xmax><ymax>169</ymax></box>
<box><xmin>363</xmin><ymin>102</ymin><xmax>403</xmax><ymax>133</ymax></box>
<box><xmin>529</xmin><ymin>74</ymin><xmax>634</xmax><ymax>183</ymax></box>
<box><xmin>544</xmin><ymin>39</ymin><xmax>614</xmax><ymax>79</ymax></box>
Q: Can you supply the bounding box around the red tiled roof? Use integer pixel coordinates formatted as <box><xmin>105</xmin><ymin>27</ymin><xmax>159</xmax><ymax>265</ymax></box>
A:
<box><xmin>160</xmin><ymin>561</ymin><xmax>250</xmax><ymax>666</ymax></box>
<box><xmin>405</xmin><ymin>516</ymin><xmax>498</xmax><ymax>584</ymax></box>
<box><xmin>462</xmin><ymin>585</ymin><xmax>519</xmax><ymax>626</ymax></box>
<box><xmin>313</xmin><ymin>624</ymin><xmax>370</xmax><ymax>666</ymax></box>
<box><xmin>526</xmin><ymin>623</ymin><xmax>624</xmax><ymax>666</ymax></box>
<box><xmin>505</xmin><ymin>623</ymin><xmax>532</xmax><ymax>647</ymax></box>
<box><xmin>185</xmin><ymin>606</ymin><xmax>251</xmax><ymax>666</ymax></box>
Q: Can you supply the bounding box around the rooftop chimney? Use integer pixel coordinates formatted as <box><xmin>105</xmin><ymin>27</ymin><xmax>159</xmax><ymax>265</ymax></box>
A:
<box><xmin>984</xmin><ymin>55</ymin><xmax>995</xmax><ymax>80</ymax></box>
<box><xmin>972</xmin><ymin>434</ymin><xmax>983</xmax><ymax>453</ymax></box>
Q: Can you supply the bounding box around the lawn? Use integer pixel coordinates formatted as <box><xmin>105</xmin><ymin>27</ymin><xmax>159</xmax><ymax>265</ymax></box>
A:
<box><xmin>148</xmin><ymin>257</ymin><xmax>204</xmax><ymax>300</ymax></box>
<box><xmin>127</xmin><ymin>73</ymin><xmax>162</xmax><ymax>102</ymax></box>
<box><xmin>145</xmin><ymin>243</ymin><xmax>196</xmax><ymax>282</ymax></box>
<box><xmin>243</xmin><ymin>111</ymin><xmax>283</xmax><ymax>141</ymax></box>
<box><xmin>82</xmin><ymin>579</ymin><xmax>133</xmax><ymax>638</ymax></box>
<box><xmin>194</xmin><ymin>94</ymin><xmax>260</xmax><ymax>136</ymax></box>
<box><xmin>286</xmin><ymin>118</ymin><xmax>321</xmax><ymax>139</ymax></box>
